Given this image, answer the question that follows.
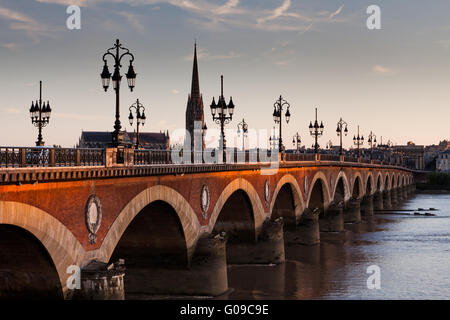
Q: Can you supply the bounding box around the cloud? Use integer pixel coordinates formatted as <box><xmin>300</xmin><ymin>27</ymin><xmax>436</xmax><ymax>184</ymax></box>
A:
<box><xmin>0</xmin><ymin>6</ymin><xmax>52</xmax><ymax>40</ymax></box>
<box><xmin>329</xmin><ymin>5</ymin><xmax>344</xmax><ymax>19</ymax></box>
<box><xmin>118</xmin><ymin>11</ymin><xmax>145</xmax><ymax>32</ymax></box>
<box><xmin>172</xmin><ymin>89</ymin><xmax>180</xmax><ymax>94</ymax></box>
<box><xmin>183</xmin><ymin>47</ymin><xmax>241</xmax><ymax>61</ymax></box>
<box><xmin>372</xmin><ymin>65</ymin><xmax>395</xmax><ymax>75</ymax></box>
<box><xmin>213</xmin><ymin>0</ymin><xmax>241</xmax><ymax>15</ymax></box>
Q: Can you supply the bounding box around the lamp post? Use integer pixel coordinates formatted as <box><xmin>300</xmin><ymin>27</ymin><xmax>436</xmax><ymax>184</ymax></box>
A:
<box><xmin>292</xmin><ymin>132</ymin><xmax>301</xmax><ymax>153</ymax></box>
<box><xmin>100</xmin><ymin>39</ymin><xmax>137</xmax><ymax>147</ymax></box>
<box><xmin>128</xmin><ymin>99</ymin><xmax>146</xmax><ymax>149</ymax></box>
<box><xmin>272</xmin><ymin>95</ymin><xmax>291</xmax><ymax>153</ymax></box>
<box><xmin>353</xmin><ymin>125</ymin><xmax>364</xmax><ymax>160</ymax></box>
<box><xmin>237</xmin><ymin>118</ymin><xmax>248</xmax><ymax>151</ymax></box>
<box><xmin>336</xmin><ymin>117</ymin><xmax>348</xmax><ymax>156</ymax></box>
<box><xmin>210</xmin><ymin>75</ymin><xmax>234</xmax><ymax>163</ymax></box>
<box><xmin>367</xmin><ymin>131</ymin><xmax>377</xmax><ymax>160</ymax></box>
<box><xmin>308</xmin><ymin>107</ymin><xmax>324</xmax><ymax>154</ymax></box>
<box><xmin>29</xmin><ymin>81</ymin><xmax>52</xmax><ymax>146</ymax></box>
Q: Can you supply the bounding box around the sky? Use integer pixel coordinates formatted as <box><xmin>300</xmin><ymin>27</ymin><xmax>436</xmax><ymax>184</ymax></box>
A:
<box><xmin>0</xmin><ymin>0</ymin><xmax>449</xmax><ymax>148</ymax></box>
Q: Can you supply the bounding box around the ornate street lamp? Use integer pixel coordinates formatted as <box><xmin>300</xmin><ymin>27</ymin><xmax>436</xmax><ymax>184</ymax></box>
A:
<box><xmin>336</xmin><ymin>117</ymin><xmax>348</xmax><ymax>156</ymax></box>
<box><xmin>309</xmin><ymin>107</ymin><xmax>324</xmax><ymax>154</ymax></box>
<box><xmin>269</xmin><ymin>126</ymin><xmax>279</xmax><ymax>150</ymax></box>
<box><xmin>292</xmin><ymin>132</ymin><xmax>301</xmax><ymax>153</ymax></box>
<box><xmin>128</xmin><ymin>99</ymin><xmax>146</xmax><ymax>149</ymax></box>
<box><xmin>210</xmin><ymin>75</ymin><xmax>234</xmax><ymax>162</ymax></box>
<box><xmin>353</xmin><ymin>125</ymin><xmax>364</xmax><ymax>160</ymax></box>
<box><xmin>101</xmin><ymin>39</ymin><xmax>137</xmax><ymax>147</ymax></box>
<box><xmin>237</xmin><ymin>118</ymin><xmax>248</xmax><ymax>151</ymax></box>
<box><xmin>29</xmin><ymin>81</ymin><xmax>52</xmax><ymax>146</ymax></box>
<box><xmin>367</xmin><ymin>131</ymin><xmax>377</xmax><ymax>160</ymax></box>
<box><xmin>272</xmin><ymin>95</ymin><xmax>291</xmax><ymax>153</ymax></box>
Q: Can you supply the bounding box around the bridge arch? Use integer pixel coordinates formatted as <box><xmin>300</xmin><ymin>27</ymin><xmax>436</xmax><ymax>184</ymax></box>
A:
<box><xmin>331</xmin><ymin>171</ymin><xmax>351</xmax><ymax>203</ymax></box>
<box><xmin>397</xmin><ymin>174</ymin><xmax>401</xmax><ymax>187</ymax></box>
<box><xmin>375</xmin><ymin>172</ymin><xmax>383</xmax><ymax>192</ymax></box>
<box><xmin>352</xmin><ymin>172</ymin><xmax>365</xmax><ymax>199</ymax></box>
<box><xmin>391</xmin><ymin>173</ymin><xmax>397</xmax><ymax>189</ymax></box>
<box><xmin>306</xmin><ymin>171</ymin><xmax>331</xmax><ymax>209</ymax></box>
<box><xmin>0</xmin><ymin>201</ymin><xmax>85</xmax><ymax>299</ymax></box>
<box><xmin>270</xmin><ymin>174</ymin><xmax>305</xmax><ymax>225</ymax></box>
<box><xmin>99</xmin><ymin>185</ymin><xmax>201</xmax><ymax>263</ymax></box>
<box><xmin>384</xmin><ymin>173</ymin><xmax>391</xmax><ymax>191</ymax></box>
<box><xmin>366</xmin><ymin>172</ymin><xmax>375</xmax><ymax>195</ymax></box>
<box><xmin>209</xmin><ymin>178</ymin><xmax>265</xmax><ymax>239</ymax></box>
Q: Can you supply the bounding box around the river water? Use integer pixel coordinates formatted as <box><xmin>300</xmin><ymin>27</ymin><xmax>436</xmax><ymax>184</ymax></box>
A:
<box><xmin>225</xmin><ymin>193</ymin><xmax>450</xmax><ymax>300</ymax></box>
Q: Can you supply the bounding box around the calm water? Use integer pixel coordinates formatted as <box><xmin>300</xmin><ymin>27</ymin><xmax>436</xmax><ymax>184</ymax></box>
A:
<box><xmin>225</xmin><ymin>193</ymin><xmax>450</xmax><ymax>300</ymax></box>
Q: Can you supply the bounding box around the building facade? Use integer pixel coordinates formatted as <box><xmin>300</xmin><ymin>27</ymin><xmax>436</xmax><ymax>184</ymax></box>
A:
<box><xmin>78</xmin><ymin>131</ymin><xmax>170</xmax><ymax>149</ymax></box>
<box><xmin>437</xmin><ymin>149</ymin><xmax>450</xmax><ymax>173</ymax></box>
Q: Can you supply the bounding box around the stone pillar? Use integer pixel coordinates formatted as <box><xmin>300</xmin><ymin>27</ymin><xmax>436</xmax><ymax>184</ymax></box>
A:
<box><xmin>344</xmin><ymin>198</ymin><xmax>361</xmax><ymax>223</ymax></box>
<box><xmin>403</xmin><ymin>187</ymin><xmax>408</xmax><ymax>199</ymax></box>
<box><xmin>383</xmin><ymin>190</ymin><xmax>392</xmax><ymax>210</ymax></box>
<box><xmin>397</xmin><ymin>187</ymin><xmax>405</xmax><ymax>202</ymax></box>
<box><xmin>360</xmin><ymin>195</ymin><xmax>374</xmax><ymax>217</ymax></box>
<box><xmin>227</xmin><ymin>218</ymin><xmax>285</xmax><ymax>264</ymax></box>
<box><xmin>320</xmin><ymin>202</ymin><xmax>344</xmax><ymax>232</ymax></box>
<box><xmin>285</xmin><ymin>208</ymin><xmax>320</xmax><ymax>246</ymax></box>
<box><xmin>74</xmin><ymin>260</ymin><xmax>126</xmax><ymax>300</ymax></box>
<box><xmin>391</xmin><ymin>188</ymin><xmax>398</xmax><ymax>207</ymax></box>
<box><xmin>373</xmin><ymin>191</ymin><xmax>383</xmax><ymax>211</ymax></box>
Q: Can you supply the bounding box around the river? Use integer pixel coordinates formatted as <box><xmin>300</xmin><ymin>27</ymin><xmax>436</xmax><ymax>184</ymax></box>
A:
<box><xmin>225</xmin><ymin>193</ymin><xmax>450</xmax><ymax>300</ymax></box>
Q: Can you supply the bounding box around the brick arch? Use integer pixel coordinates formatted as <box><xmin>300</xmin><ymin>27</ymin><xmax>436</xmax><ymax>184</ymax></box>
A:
<box><xmin>391</xmin><ymin>173</ymin><xmax>397</xmax><ymax>189</ymax></box>
<box><xmin>0</xmin><ymin>201</ymin><xmax>85</xmax><ymax>298</ymax></box>
<box><xmin>306</xmin><ymin>171</ymin><xmax>332</xmax><ymax>209</ymax></box>
<box><xmin>269</xmin><ymin>174</ymin><xmax>305</xmax><ymax>222</ymax></box>
<box><xmin>331</xmin><ymin>171</ymin><xmax>351</xmax><ymax>202</ymax></box>
<box><xmin>352</xmin><ymin>172</ymin><xmax>365</xmax><ymax>199</ymax></box>
<box><xmin>397</xmin><ymin>173</ymin><xmax>401</xmax><ymax>187</ymax></box>
<box><xmin>98</xmin><ymin>185</ymin><xmax>201</xmax><ymax>264</ymax></box>
<box><xmin>375</xmin><ymin>171</ymin><xmax>383</xmax><ymax>191</ymax></box>
<box><xmin>383</xmin><ymin>172</ymin><xmax>391</xmax><ymax>191</ymax></box>
<box><xmin>365</xmin><ymin>172</ymin><xmax>375</xmax><ymax>195</ymax></box>
<box><xmin>208</xmin><ymin>178</ymin><xmax>265</xmax><ymax>238</ymax></box>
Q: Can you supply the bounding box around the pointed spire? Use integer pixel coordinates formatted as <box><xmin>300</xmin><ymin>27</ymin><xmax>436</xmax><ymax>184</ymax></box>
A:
<box><xmin>190</xmin><ymin>41</ymin><xmax>200</xmax><ymax>99</ymax></box>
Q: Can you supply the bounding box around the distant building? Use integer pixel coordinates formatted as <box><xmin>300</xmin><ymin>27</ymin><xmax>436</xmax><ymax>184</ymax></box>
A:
<box><xmin>393</xmin><ymin>142</ymin><xmax>425</xmax><ymax>170</ymax></box>
<box><xmin>436</xmin><ymin>149</ymin><xmax>450</xmax><ymax>173</ymax></box>
<box><xmin>425</xmin><ymin>140</ymin><xmax>450</xmax><ymax>170</ymax></box>
<box><xmin>78</xmin><ymin>131</ymin><xmax>170</xmax><ymax>149</ymax></box>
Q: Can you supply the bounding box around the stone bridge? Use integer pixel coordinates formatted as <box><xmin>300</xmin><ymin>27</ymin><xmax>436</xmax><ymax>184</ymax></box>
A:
<box><xmin>0</xmin><ymin>149</ymin><xmax>415</xmax><ymax>299</ymax></box>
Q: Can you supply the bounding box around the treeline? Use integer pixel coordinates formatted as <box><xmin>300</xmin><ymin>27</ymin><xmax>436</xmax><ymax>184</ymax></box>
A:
<box><xmin>428</xmin><ymin>172</ymin><xmax>450</xmax><ymax>186</ymax></box>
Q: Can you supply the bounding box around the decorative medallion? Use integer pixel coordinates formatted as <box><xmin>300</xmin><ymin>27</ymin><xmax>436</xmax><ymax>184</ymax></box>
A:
<box><xmin>264</xmin><ymin>180</ymin><xmax>270</xmax><ymax>207</ymax></box>
<box><xmin>200</xmin><ymin>184</ymin><xmax>210</xmax><ymax>220</ymax></box>
<box><xmin>85</xmin><ymin>194</ymin><xmax>102</xmax><ymax>244</ymax></box>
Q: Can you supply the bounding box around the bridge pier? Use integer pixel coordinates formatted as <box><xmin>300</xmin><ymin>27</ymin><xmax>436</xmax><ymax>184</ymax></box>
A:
<box><xmin>373</xmin><ymin>191</ymin><xmax>383</xmax><ymax>211</ymax></box>
<box><xmin>391</xmin><ymin>188</ymin><xmax>399</xmax><ymax>207</ymax></box>
<box><xmin>383</xmin><ymin>190</ymin><xmax>392</xmax><ymax>210</ymax></box>
<box><xmin>73</xmin><ymin>260</ymin><xmax>126</xmax><ymax>300</ymax></box>
<box><xmin>402</xmin><ymin>187</ymin><xmax>408</xmax><ymax>200</ymax></box>
<box><xmin>344</xmin><ymin>198</ymin><xmax>362</xmax><ymax>223</ymax></box>
<box><xmin>397</xmin><ymin>187</ymin><xmax>405</xmax><ymax>202</ymax></box>
<box><xmin>121</xmin><ymin>234</ymin><xmax>228</xmax><ymax>297</ymax></box>
<box><xmin>226</xmin><ymin>218</ymin><xmax>285</xmax><ymax>265</ymax></box>
<box><xmin>360</xmin><ymin>195</ymin><xmax>374</xmax><ymax>217</ymax></box>
<box><xmin>284</xmin><ymin>208</ymin><xmax>320</xmax><ymax>246</ymax></box>
<box><xmin>320</xmin><ymin>202</ymin><xmax>344</xmax><ymax>232</ymax></box>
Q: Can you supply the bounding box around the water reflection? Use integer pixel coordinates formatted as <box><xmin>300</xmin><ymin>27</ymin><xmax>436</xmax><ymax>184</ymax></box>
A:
<box><xmin>223</xmin><ymin>194</ymin><xmax>450</xmax><ymax>300</ymax></box>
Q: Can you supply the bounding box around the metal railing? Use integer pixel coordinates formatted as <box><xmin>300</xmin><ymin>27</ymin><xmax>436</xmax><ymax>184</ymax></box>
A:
<box><xmin>0</xmin><ymin>147</ymin><xmax>105</xmax><ymax>168</ymax></box>
<box><xmin>0</xmin><ymin>146</ymin><xmax>409</xmax><ymax>170</ymax></box>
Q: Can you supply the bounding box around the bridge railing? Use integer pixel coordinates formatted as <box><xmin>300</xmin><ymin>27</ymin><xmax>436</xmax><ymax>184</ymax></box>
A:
<box><xmin>0</xmin><ymin>147</ymin><xmax>105</xmax><ymax>168</ymax></box>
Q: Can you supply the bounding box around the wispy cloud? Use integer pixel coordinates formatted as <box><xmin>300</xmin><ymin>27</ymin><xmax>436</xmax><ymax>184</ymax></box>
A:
<box><xmin>118</xmin><ymin>11</ymin><xmax>145</xmax><ymax>32</ymax></box>
<box><xmin>0</xmin><ymin>6</ymin><xmax>52</xmax><ymax>41</ymax></box>
<box><xmin>329</xmin><ymin>5</ymin><xmax>344</xmax><ymax>19</ymax></box>
<box><xmin>171</xmin><ymin>89</ymin><xmax>180</xmax><ymax>94</ymax></box>
<box><xmin>372</xmin><ymin>65</ymin><xmax>396</xmax><ymax>75</ymax></box>
<box><xmin>183</xmin><ymin>47</ymin><xmax>241</xmax><ymax>61</ymax></box>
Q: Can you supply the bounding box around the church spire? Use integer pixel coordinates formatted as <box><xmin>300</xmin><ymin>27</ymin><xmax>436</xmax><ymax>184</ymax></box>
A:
<box><xmin>190</xmin><ymin>41</ymin><xmax>200</xmax><ymax>99</ymax></box>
